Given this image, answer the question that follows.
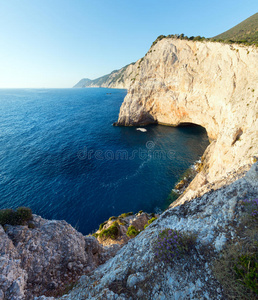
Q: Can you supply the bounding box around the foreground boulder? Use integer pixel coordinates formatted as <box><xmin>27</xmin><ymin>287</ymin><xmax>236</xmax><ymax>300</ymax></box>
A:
<box><xmin>0</xmin><ymin>215</ymin><xmax>119</xmax><ymax>299</ymax></box>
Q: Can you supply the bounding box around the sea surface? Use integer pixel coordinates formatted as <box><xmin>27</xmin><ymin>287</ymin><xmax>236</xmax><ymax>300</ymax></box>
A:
<box><xmin>0</xmin><ymin>88</ymin><xmax>209</xmax><ymax>234</ymax></box>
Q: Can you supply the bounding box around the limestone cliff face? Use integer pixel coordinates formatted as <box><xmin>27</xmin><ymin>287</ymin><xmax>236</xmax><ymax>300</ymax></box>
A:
<box><xmin>117</xmin><ymin>38</ymin><xmax>258</xmax><ymax>196</ymax></box>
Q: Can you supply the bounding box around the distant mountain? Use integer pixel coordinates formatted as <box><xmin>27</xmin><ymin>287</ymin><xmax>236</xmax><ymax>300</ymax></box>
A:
<box><xmin>214</xmin><ymin>12</ymin><xmax>258</xmax><ymax>43</ymax></box>
<box><xmin>73</xmin><ymin>78</ymin><xmax>92</xmax><ymax>88</ymax></box>
<box><xmin>73</xmin><ymin>61</ymin><xmax>140</xmax><ymax>89</ymax></box>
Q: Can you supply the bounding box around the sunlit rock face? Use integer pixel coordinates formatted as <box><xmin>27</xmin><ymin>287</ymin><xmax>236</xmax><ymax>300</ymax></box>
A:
<box><xmin>116</xmin><ymin>39</ymin><xmax>258</xmax><ymax>196</ymax></box>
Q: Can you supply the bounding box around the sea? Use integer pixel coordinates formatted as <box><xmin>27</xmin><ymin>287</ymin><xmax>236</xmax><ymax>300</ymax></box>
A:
<box><xmin>0</xmin><ymin>88</ymin><xmax>209</xmax><ymax>234</ymax></box>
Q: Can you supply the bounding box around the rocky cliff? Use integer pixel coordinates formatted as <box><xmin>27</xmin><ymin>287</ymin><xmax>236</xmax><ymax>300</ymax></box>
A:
<box><xmin>116</xmin><ymin>38</ymin><xmax>258</xmax><ymax>204</ymax></box>
<box><xmin>2</xmin><ymin>39</ymin><xmax>258</xmax><ymax>300</ymax></box>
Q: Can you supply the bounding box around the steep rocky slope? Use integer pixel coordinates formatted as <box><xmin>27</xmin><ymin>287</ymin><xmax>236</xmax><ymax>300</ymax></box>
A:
<box><xmin>55</xmin><ymin>162</ymin><xmax>257</xmax><ymax>300</ymax></box>
<box><xmin>116</xmin><ymin>38</ymin><xmax>258</xmax><ymax>204</ymax></box>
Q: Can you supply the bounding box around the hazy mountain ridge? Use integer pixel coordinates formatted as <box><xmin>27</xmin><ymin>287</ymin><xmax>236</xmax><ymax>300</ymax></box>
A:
<box><xmin>73</xmin><ymin>78</ymin><xmax>92</xmax><ymax>88</ymax></box>
<box><xmin>73</xmin><ymin>62</ymin><xmax>138</xmax><ymax>89</ymax></box>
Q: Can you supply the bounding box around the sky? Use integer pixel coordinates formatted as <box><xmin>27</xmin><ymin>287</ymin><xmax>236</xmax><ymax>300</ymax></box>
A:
<box><xmin>0</xmin><ymin>0</ymin><xmax>257</xmax><ymax>88</ymax></box>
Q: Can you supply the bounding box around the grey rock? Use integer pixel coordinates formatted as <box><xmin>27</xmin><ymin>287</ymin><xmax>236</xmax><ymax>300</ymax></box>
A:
<box><xmin>0</xmin><ymin>216</ymin><xmax>117</xmax><ymax>299</ymax></box>
<box><xmin>126</xmin><ymin>272</ymin><xmax>145</xmax><ymax>288</ymax></box>
<box><xmin>0</xmin><ymin>290</ymin><xmax>4</xmax><ymax>300</ymax></box>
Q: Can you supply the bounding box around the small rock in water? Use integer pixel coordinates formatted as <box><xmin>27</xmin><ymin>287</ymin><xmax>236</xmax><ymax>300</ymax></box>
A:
<box><xmin>136</xmin><ymin>128</ymin><xmax>147</xmax><ymax>132</ymax></box>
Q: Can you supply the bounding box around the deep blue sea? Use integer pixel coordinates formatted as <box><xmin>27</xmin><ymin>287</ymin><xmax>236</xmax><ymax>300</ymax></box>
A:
<box><xmin>0</xmin><ymin>88</ymin><xmax>209</xmax><ymax>234</ymax></box>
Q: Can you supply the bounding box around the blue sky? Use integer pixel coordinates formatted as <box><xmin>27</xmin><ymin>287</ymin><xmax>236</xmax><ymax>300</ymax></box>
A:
<box><xmin>0</xmin><ymin>1</ymin><xmax>257</xmax><ymax>88</ymax></box>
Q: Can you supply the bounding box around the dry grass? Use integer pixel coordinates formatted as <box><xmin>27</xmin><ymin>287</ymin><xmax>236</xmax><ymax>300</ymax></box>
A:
<box><xmin>213</xmin><ymin>212</ymin><xmax>258</xmax><ymax>299</ymax></box>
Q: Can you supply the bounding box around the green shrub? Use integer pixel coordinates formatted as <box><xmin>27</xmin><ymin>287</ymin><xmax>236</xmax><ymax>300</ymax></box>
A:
<box><xmin>16</xmin><ymin>207</ymin><xmax>32</xmax><ymax>222</ymax></box>
<box><xmin>144</xmin><ymin>217</ymin><xmax>157</xmax><ymax>229</ymax></box>
<box><xmin>119</xmin><ymin>212</ymin><xmax>133</xmax><ymax>218</ymax></box>
<box><xmin>98</xmin><ymin>221</ymin><xmax>119</xmax><ymax>240</ymax></box>
<box><xmin>109</xmin><ymin>216</ymin><xmax>117</xmax><ymax>221</ymax></box>
<box><xmin>0</xmin><ymin>209</ymin><xmax>17</xmax><ymax>226</ymax></box>
<box><xmin>99</xmin><ymin>221</ymin><xmax>107</xmax><ymax>231</ymax></box>
<box><xmin>233</xmin><ymin>253</ymin><xmax>258</xmax><ymax>295</ymax></box>
<box><xmin>193</xmin><ymin>36</ymin><xmax>203</xmax><ymax>41</ymax></box>
<box><xmin>0</xmin><ymin>207</ymin><xmax>32</xmax><ymax>226</ymax></box>
<box><xmin>126</xmin><ymin>225</ymin><xmax>140</xmax><ymax>237</ymax></box>
<box><xmin>213</xmin><ymin>241</ymin><xmax>258</xmax><ymax>299</ymax></box>
<box><xmin>151</xmin><ymin>35</ymin><xmax>166</xmax><ymax>47</ymax></box>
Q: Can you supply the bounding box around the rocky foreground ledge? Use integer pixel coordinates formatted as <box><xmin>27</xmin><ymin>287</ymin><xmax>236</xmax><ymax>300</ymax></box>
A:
<box><xmin>0</xmin><ymin>210</ymin><xmax>156</xmax><ymax>299</ymax></box>
<box><xmin>0</xmin><ymin>214</ymin><xmax>119</xmax><ymax>299</ymax></box>
<box><xmin>1</xmin><ymin>162</ymin><xmax>257</xmax><ymax>300</ymax></box>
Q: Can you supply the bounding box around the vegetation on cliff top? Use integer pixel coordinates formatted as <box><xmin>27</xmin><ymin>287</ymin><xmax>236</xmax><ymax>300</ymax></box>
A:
<box><xmin>214</xmin><ymin>12</ymin><xmax>258</xmax><ymax>44</ymax></box>
<box><xmin>98</xmin><ymin>221</ymin><xmax>119</xmax><ymax>240</ymax></box>
<box><xmin>126</xmin><ymin>225</ymin><xmax>140</xmax><ymax>237</ymax></box>
<box><xmin>151</xmin><ymin>31</ymin><xmax>258</xmax><ymax>49</ymax></box>
<box><xmin>151</xmin><ymin>13</ymin><xmax>258</xmax><ymax>47</ymax></box>
<box><xmin>0</xmin><ymin>207</ymin><xmax>33</xmax><ymax>226</ymax></box>
<box><xmin>93</xmin><ymin>211</ymin><xmax>159</xmax><ymax>242</ymax></box>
